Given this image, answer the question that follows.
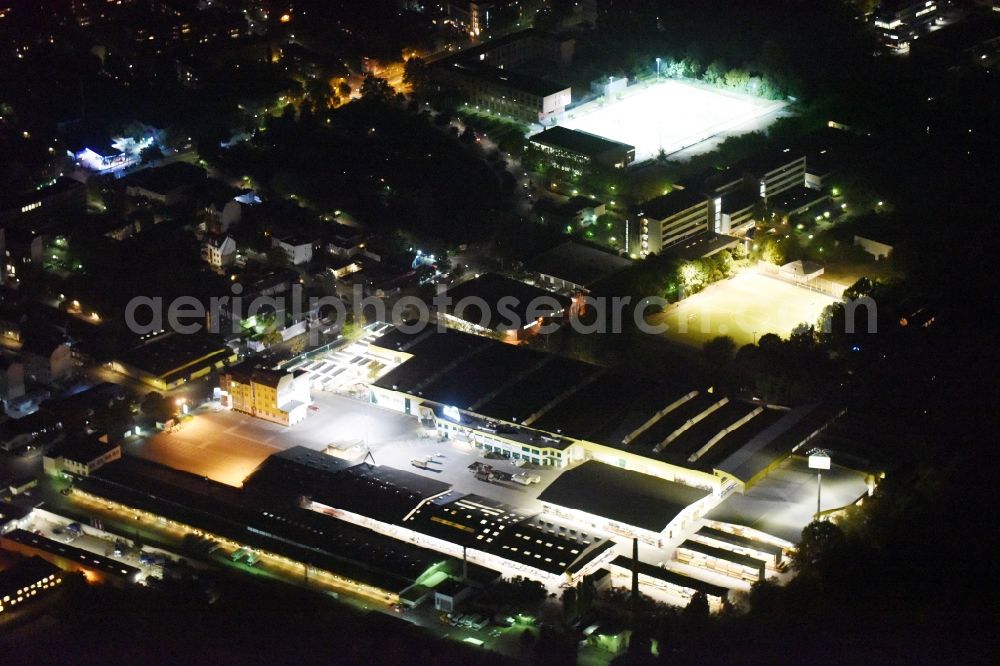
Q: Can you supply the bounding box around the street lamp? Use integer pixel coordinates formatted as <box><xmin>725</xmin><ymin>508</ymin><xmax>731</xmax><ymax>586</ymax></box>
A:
<box><xmin>808</xmin><ymin>449</ymin><xmax>831</xmax><ymax>518</ymax></box>
<box><xmin>656</xmin><ymin>57</ymin><xmax>662</xmax><ymax>81</ymax></box>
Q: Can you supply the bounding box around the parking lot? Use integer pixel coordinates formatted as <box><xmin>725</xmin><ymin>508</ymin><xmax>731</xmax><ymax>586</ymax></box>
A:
<box><xmin>128</xmin><ymin>392</ymin><xmax>421</xmax><ymax>486</ymax></box>
<box><xmin>706</xmin><ymin>456</ymin><xmax>870</xmax><ymax>542</ymax></box>
<box><xmin>373</xmin><ymin>436</ymin><xmax>564</xmax><ymax>514</ymax></box>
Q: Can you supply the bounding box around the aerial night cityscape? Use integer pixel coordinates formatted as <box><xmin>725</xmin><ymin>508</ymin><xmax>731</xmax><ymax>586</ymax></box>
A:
<box><xmin>0</xmin><ymin>0</ymin><xmax>997</xmax><ymax>663</ymax></box>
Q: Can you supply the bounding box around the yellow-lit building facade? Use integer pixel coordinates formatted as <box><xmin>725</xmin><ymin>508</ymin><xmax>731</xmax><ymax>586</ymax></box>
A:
<box><xmin>221</xmin><ymin>365</ymin><xmax>309</xmax><ymax>427</ymax></box>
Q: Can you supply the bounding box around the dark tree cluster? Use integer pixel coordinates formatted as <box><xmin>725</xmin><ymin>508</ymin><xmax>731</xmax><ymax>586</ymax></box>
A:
<box><xmin>215</xmin><ymin>97</ymin><xmax>512</xmax><ymax>246</ymax></box>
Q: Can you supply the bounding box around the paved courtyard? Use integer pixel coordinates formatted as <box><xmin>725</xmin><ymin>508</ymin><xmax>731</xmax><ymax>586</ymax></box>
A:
<box><xmin>127</xmin><ymin>393</ymin><xmax>420</xmax><ymax>486</ymax></box>
<box><xmin>372</xmin><ymin>436</ymin><xmax>563</xmax><ymax>514</ymax></box>
<box><xmin>706</xmin><ymin>456</ymin><xmax>871</xmax><ymax>543</ymax></box>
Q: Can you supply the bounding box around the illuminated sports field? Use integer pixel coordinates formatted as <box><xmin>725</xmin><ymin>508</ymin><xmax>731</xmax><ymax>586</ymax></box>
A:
<box><xmin>648</xmin><ymin>272</ymin><xmax>840</xmax><ymax>348</ymax></box>
<box><xmin>559</xmin><ymin>79</ymin><xmax>788</xmax><ymax>161</ymax></box>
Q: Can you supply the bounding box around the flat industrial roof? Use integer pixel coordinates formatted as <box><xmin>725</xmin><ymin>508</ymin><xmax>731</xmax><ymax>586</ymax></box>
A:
<box><xmin>714</xmin><ymin>403</ymin><xmax>831</xmax><ymax>483</ymax></box>
<box><xmin>309</xmin><ymin>463</ymin><xmax>451</xmax><ymax>525</ymax></box>
<box><xmin>638</xmin><ymin>188</ymin><xmax>708</xmax><ymax>221</ymax></box>
<box><xmin>51</xmin><ymin>434</ymin><xmax>118</xmax><ymax>465</ymax></box>
<box><xmin>0</xmin><ymin>177</ymin><xmax>84</xmax><ymax>212</ymax></box>
<box><xmin>529</xmin><ymin>371</ymin><xmax>676</xmax><ymax>445</ymax></box>
<box><xmin>242</xmin><ymin>445</ymin><xmax>359</xmax><ymax>500</ymax></box>
<box><xmin>720</xmin><ymin>186</ymin><xmax>760</xmax><ymax>213</ymax></box>
<box><xmin>696</xmin><ymin>525</ymin><xmax>784</xmax><ymax>558</ymax></box>
<box><xmin>525</xmin><ymin>241</ymin><xmax>632</xmax><ymax>288</ymax></box>
<box><xmin>442</xmin><ymin>273</ymin><xmax>571</xmax><ymax>331</ymax></box>
<box><xmin>82</xmin><ymin>457</ymin><xmax>465</xmax><ymax>591</ymax></box>
<box><xmin>662</xmin><ymin>231</ymin><xmax>740</xmax><ymax>262</ymax></box>
<box><xmin>474</xmin><ymin>353</ymin><xmax>598</xmax><ymax>424</ymax></box>
<box><xmin>622</xmin><ymin>394</ymin><xmax>798</xmax><ymax>472</ymax></box>
<box><xmin>417</xmin><ymin>343</ymin><xmax>547</xmax><ymax>410</ymax></box>
<box><xmin>372</xmin><ymin>328</ymin><xmax>494</xmax><ymax>404</ymax></box>
<box><xmin>2</xmin><ymin>529</ymin><xmax>140</xmax><ymax>580</ymax></box>
<box><xmin>404</xmin><ymin>494</ymin><xmax>614</xmax><ymax>576</ymax></box>
<box><xmin>611</xmin><ymin>555</ymin><xmax>729</xmax><ymax>599</ymax></box>
<box><xmin>530</xmin><ymin>126</ymin><xmax>635</xmax><ymax>156</ymax></box>
<box><xmin>768</xmin><ymin>185</ymin><xmax>829</xmax><ymax>212</ymax></box>
<box><xmin>734</xmin><ymin>147</ymin><xmax>805</xmax><ymax>177</ymax></box>
<box><xmin>678</xmin><ymin>539</ymin><xmax>768</xmax><ymax>570</ymax></box>
<box><xmin>116</xmin><ymin>332</ymin><xmax>232</xmax><ymax>379</ymax></box>
<box><xmin>538</xmin><ymin>461</ymin><xmax>709</xmax><ymax>533</ymax></box>
<box><xmin>447</xmin><ymin>61</ymin><xmax>569</xmax><ymax>97</ymax></box>
<box><xmin>372</xmin><ymin>327</ymin><xmax>683</xmax><ymax>446</ymax></box>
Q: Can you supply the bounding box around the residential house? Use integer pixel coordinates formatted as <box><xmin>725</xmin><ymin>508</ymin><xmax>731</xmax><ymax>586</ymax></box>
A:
<box><xmin>202</xmin><ymin>234</ymin><xmax>237</xmax><ymax>273</ymax></box>
<box><xmin>20</xmin><ymin>336</ymin><xmax>73</xmax><ymax>385</ymax></box>
<box><xmin>272</xmin><ymin>234</ymin><xmax>315</xmax><ymax>266</ymax></box>
<box><xmin>43</xmin><ymin>434</ymin><xmax>122</xmax><ymax>477</ymax></box>
<box><xmin>0</xmin><ymin>409</ymin><xmax>62</xmax><ymax>453</ymax></box>
<box><xmin>0</xmin><ymin>356</ymin><xmax>25</xmax><ymax>403</ymax></box>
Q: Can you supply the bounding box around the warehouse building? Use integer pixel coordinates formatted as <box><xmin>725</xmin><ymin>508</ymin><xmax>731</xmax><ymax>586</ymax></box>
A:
<box><xmin>0</xmin><ymin>529</ymin><xmax>140</xmax><ymax>586</ymax></box>
<box><xmin>608</xmin><ymin>556</ymin><xmax>729</xmax><ymax>606</ymax></box>
<box><xmin>396</xmin><ymin>494</ymin><xmax>618</xmax><ymax>586</ymax></box>
<box><xmin>369</xmin><ymin>326</ymin><xmax>831</xmax><ymax>495</ymax></box>
<box><xmin>525</xmin><ymin>241</ymin><xmax>632</xmax><ymax>293</ymax></box>
<box><xmin>537</xmin><ymin>461</ymin><xmax>712</xmax><ymax>546</ymax></box>
<box><xmin>246</xmin><ymin>450</ymin><xmax>615</xmax><ymax>586</ymax></box>
<box><xmin>109</xmin><ymin>331</ymin><xmax>236</xmax><ymax>391</ymax></box>
<box><xmin>437</xmin><ymin>272</ymin><xmax>575</xmax><ymax>342</ymax></box>
<box><xmin>42</xmin><ymin>434</ymin><xmax>122</xmax><ymax>477</ymax></box>
<box><xmin>529</xmin><ymin>126</ymin><xmax>636</xmax><ymax>171</ymax></box>
<box><xmin>675</xmin><ymin>539</ymin><xmax>768</xmax><ymax>583</ymax></box>
<box><xmin>77</xmin><ymin>455</ymin><xmax>495</xmax><ymax>601</ymax></box>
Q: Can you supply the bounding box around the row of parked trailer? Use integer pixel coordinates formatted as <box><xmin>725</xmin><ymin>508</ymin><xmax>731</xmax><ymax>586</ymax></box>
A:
<box><xmin>446</xmin><ymin>613</ymin><xmax>489</xmax><ymax>630</ymax></box>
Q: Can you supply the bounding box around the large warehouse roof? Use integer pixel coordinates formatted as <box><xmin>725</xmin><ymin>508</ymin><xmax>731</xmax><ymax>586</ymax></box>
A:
<box><xmin>525</xmin><ymin>241</ymin><xmax>632</xmax><ymax>288</ymax></box>
<box><xmin>371</xmin><ymin>327</ymin><xmax>829</xmax><ymax>483</ymax></box>
<box><xmin>538</xmin><ymin>461</ymin><xmax>709</xmax><ymax>533</ymax></box>
<box><xmin>372</xmin><ymin>327</ymin><xmax>683</xmax><ymax>445</ymax></box>
<box><xmin>530</xmin><ymin>126</ymin><xmax>635</xmax><ymax>157</ymax></box>
<box><xmin>442</xmin><ymin>272</ymin><xmax>571</xmax><ymax>331</ymax></box>
<box><xmin>82</xmin><ymin>458</ymin><xmax>462</xmax><ymax>592</ymax></box>
<box><xmin>403</xmin><ymin>494</ymin><xmax>614</xmax><ymax>576</ymax></box>
<box><xmin>309</xmin><ymin>464</ymin><xmax>452</xmax><ymax>524</ymax></box>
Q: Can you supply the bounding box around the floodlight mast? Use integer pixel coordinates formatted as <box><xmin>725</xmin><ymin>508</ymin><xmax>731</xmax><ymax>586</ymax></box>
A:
<box><xmin>808</xmin><ymin>449</ymin><xmax>831</xmax><ymax>518</ymax></box>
